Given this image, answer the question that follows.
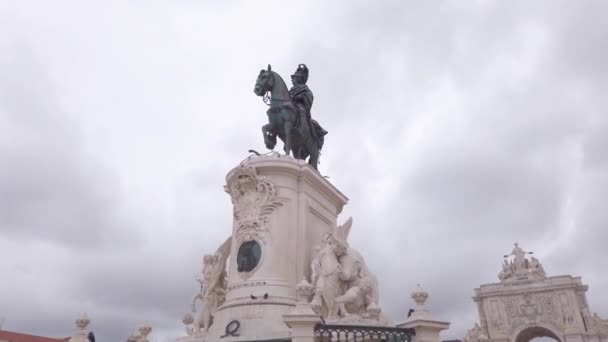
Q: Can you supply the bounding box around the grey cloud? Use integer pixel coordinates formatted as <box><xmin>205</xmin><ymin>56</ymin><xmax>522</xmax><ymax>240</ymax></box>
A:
<box><xmin>583</xmin><ymin>120</ymin><xmax>608</xmax><ymax>169</ymax></box>
<box><xmin>0</xmin><ymin>43</ymin><xmax>139</xmax><ymax>250</ymax></box>
<box><xmin>2</xmin><ymin>1</ymin><xmax>608</xmax><ymax>341</ymax></box>
<box><xmin>305</xmin><ymin>1</ymin><xmax>608</xmax><ymax>339</ymax></box>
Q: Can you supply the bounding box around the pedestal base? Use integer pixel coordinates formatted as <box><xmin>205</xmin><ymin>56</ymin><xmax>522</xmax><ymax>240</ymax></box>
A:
<box><xmin>176</xmin><ymin>336</ymin><xmax>206</xmax><ymax>342</ymax></box>
<box><xmin>177</xmin><ymin>156</ymin><xmax>348</xmax><ymax>342</ymax></box>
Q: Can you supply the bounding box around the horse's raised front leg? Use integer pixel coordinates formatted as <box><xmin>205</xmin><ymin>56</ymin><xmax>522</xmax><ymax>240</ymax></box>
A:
<box><xmin>262</xmin><ymin>124</ymin><xmax>276</xmax><ymax>150</ymax></box>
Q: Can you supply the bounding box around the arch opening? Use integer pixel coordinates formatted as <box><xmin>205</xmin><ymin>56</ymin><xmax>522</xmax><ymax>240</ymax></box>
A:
<box><xmin>516</xmin><ymin>326</ymin><xmax>560</xmax><ymax>342</ymax></box>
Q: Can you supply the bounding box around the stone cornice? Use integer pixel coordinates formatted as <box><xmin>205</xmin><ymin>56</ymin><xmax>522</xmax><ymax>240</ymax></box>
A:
<box><xmin>473</xmin><ymin>275</ymin><xmax>588</xmax><ymax>300</ymax></box>
<box><xmin>398</xmin><ymin>319</ymin><xmax>451</xmax><ymax>330</ymax></box>
<box><xmin>228</xmin><ymin>155</ymin><xmax>348</xmax><ymax>213</ymax></box>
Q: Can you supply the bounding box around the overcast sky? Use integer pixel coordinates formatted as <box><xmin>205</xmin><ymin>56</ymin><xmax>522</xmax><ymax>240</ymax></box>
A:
<box><xmin>1</xmin><ymin>1</ymin><xmax>607</xmax><ymax>341</ymax></box>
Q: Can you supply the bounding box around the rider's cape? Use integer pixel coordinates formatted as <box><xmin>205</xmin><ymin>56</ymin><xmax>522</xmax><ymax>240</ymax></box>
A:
<box><xmin>289</xmin><ymin>85</ymin><xmax>327</xmax><ymax>149</ymax></box>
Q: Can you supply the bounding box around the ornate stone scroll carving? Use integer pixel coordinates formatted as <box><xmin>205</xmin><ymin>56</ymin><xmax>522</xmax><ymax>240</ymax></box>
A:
<box><xmin>224</xmin><ymin>165</ymin><xmax>285</xmax><ymax>242</ymax></box>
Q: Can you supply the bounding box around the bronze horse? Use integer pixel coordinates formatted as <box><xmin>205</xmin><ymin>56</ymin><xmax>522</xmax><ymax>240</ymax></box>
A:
<box><xmin>254</xmin><ymin>65</ymin><xmax>323</xmax><ymax>169</ymax></box>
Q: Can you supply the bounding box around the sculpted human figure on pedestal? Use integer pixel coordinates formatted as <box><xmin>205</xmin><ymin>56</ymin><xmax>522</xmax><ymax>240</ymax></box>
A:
<box><xmin>510</xmin><ymin>243</ymin><xmax>529</xmax><ymax>273</ymax></box>
<box><xmin>463</xmin><ymin>323</ymin><xmax>489</xmax><ymax>342</ymax></box>
<box><xmin>254</xmin><ymin>64</ymin><xmax>328</xmax><ymax>169</ymax></box>
<box><xmin>68</xmin><ymin>314</ymin><xmax>91</xmax><ymax>342</ymax></box>
<box><xmin>309</xmin><ymin>218</ymin><xmax>386</xmax><ymax>324</ymax></box>
<box><xmin>498</xmin><ymin>243</ymin><xmax>546</xmax><ymax>282</ymax></box>
<box><xmin>133</xmin><ymin>323</ymin><xmax>152</xmax><ymax>342</ymax></box>
<box><xmin>288</xmin><ymin>64</ymin><xmax>327</xmax><ymax>152</ymax></box>
<box><xmin>310</xmin><ymin>234</ymin><xmax>343</xmax><ymax>320</ymax></box>
<box><xmin>498</xmin><ymin>259</ymin><xmax>514</xmax><ymax>281</ymax></box>
<box><xmin>289</xmin><ymin>65</ymin><xmax>313</xmax><ymax>127</ymax></box>
<box><xmin>187</xmin><ymin>237</ymin><xmax>231</xmax><ymax>335</ymax></box>
<box><xmin>529</xmin><ymin>256</ymin><xmax>546</xmax><ymax>277</ymax></box>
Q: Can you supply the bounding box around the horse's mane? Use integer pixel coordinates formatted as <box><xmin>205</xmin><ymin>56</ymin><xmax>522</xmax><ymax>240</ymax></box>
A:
<box><xmin>271</xmin><ymin>71</ymin><xmax>290</xmax><ymax>95</ymax></box>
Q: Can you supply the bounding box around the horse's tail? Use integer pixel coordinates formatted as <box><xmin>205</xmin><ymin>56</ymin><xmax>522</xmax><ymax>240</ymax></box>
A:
<box><xmin>311</xmin><ymin>119</ymin><xmax>327</xmax><ymax>150</ymax></box>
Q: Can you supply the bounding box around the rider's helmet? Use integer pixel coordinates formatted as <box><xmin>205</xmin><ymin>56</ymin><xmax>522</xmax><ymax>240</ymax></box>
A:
<box><xmin>291</xmin><ymin>64</ymin><xmax>309</xmax><ymax>83</ymax></box>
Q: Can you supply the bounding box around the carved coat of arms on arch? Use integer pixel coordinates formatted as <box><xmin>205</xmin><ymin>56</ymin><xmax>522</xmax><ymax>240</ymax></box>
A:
<box><xmin>502</xmin><ymin>293</ymin><xmax>559</xmax><ymax>332</ymax></box>
<box><xmin>224</xmin><ymin>165</ymin><xmax>286</xmax><ymax>242</ymax></box>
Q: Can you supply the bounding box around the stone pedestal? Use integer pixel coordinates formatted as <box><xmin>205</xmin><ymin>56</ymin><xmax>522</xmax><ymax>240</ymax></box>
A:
<box><xmin>204</xmin><ymin>156</ymin><xmax>347</xmax><ymax>341</ymax></box>
<box><xmin>176</xmin><ymin>336</ymin><xmax>206</xmax><ymax>342</ymax></box>
<box><xmin>283</xmin><ymin>302</ymin><xmax>322</xmax><ymax>342</ymax></box>
<box><xmin>282</xmin><ymin>280</ymin><xmax>322</xmax><ymax>342</ymax></box>
<box><xmin>398</xmin><ymin>286</ymin><xmax>450</xmax><ymax>342</ymax></box>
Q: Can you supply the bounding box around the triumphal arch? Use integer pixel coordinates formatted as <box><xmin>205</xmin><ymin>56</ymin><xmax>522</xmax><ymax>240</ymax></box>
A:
<box><xmin>464</xmin><ymin>243</ymin><xmax>608</xmax><ymax>342</ymax></box>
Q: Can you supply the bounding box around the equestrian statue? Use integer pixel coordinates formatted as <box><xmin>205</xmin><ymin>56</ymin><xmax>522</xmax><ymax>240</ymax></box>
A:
<box><xmin>254</xmin><ymin>64</ymin><xmax>327</xmax><ymax>169</ymax></box>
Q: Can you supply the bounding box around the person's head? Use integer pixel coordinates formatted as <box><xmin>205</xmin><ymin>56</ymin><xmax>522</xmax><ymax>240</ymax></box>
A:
<box><xmin>291</xmin><ymin>64</ymin><xmax>309</xmax><ymax>86</ymax></box>
<box><xmin>327</xmin><ymin>234</ymin><xmax>348</xmax><ymax>256</ymax></box>
<box><xmin>291</xmin><ymin>75</ymin><xmax>304</xmax><ymax>86</ymax></box>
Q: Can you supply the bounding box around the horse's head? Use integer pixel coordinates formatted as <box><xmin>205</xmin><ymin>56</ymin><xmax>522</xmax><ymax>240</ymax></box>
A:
<box><xmin>254</xmin><ymin>64</ymin><xmax>274</xmax><ymax>96</ymax></box>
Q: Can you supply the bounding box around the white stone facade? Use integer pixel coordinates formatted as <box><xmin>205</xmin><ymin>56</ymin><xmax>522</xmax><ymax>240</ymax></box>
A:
<box><xmin>178</xmin><ymin>155</ymin><xmax>348</xmax><ymax>341</ymax></box>
<box><xmin>173</xmin><ymin>156</ymin><xmax>608</xmax><ymax>342</ymax></box>
<box><xmin>466</xmin><ymin>244</ymin><xmax>608</xmax><ymax>342</ymax></box>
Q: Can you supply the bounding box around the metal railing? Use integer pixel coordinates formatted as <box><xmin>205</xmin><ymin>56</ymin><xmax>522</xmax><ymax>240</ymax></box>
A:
<box><xmin>314</xmin><ymin>323</ymin><xmax>416</xmax><ymax>342</ymax></box>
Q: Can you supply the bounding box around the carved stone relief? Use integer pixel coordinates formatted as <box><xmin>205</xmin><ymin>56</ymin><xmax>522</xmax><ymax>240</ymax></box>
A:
<box><xmin>467</xmin><ymin>244</ymin><xmax>608</xmax><ymax>342</ymax></box>
<box><xmin>224</xmin><ymin>165</ymin><xmax>286</xmax><ymax>242</ymax></box>
<box><xmin>501</xmin><ymin>293</ymin><xmax>559</xmax><ymax>334</ymax></box>
<box><xmin>558</xmin><ymin>292</ymin><xmax>576</xmax><ymax>327</ymax></box>
<box><xmin>488</xmin><ymin>299</ymin><xmax>505</xmax><ymax>334</ymax></box>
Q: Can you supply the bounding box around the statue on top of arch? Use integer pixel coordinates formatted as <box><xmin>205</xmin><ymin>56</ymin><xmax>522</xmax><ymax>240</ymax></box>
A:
<box><xmin>498</xmin><ymin>243</ymin><xmax>546</xmax><ymax>282</ymax></box>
